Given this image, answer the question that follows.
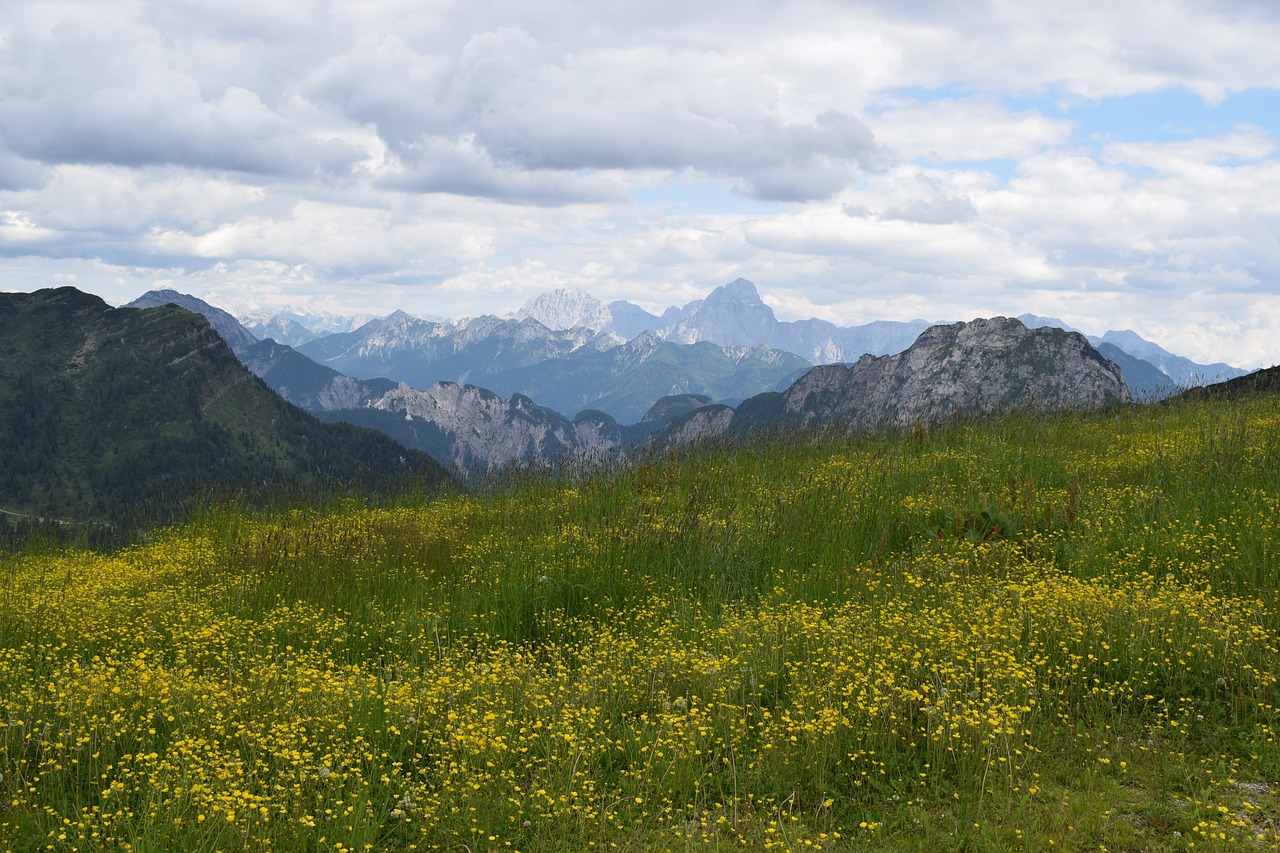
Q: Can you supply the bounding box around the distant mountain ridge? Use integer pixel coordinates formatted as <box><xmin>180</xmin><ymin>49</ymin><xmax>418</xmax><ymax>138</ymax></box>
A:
<box><xmin>129</xmin><ymin>288</ymin><xmax>258</xmax><ymax>353</ymax></box>
<box><xmin>289</xmin><ymin>308</ymin><xmax>808</xmax><ymax>423</ymax></box>
<box><xmin>1017</xmin><ymin>313</ymin><xmax>1244</xmax><ymax>389</ymax></box>
<box><xmin>1095</xmin><ymin>329</ymin><xmax>1242</xmax><ymax>387</ymax></box>
<box><xmin>240</xmin><ymin>306</ymin><xmax>397</xmax><ymax>346</ymax></box>
<box><xmin>514</xmin><ymin>278</ymin><xmax>932</xmax><ymax>363</ymax></box>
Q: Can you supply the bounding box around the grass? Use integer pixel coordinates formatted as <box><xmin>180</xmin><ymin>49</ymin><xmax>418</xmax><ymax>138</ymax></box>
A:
<box><xmin>1</xmin><ymin>393</ymin><xmax>1279</xmax><ymax>850</ymax></box>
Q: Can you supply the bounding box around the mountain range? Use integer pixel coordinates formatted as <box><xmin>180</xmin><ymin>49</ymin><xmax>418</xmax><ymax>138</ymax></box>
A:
<box><xmin>5</xmin><ymin>280</ymin><xmax>1260</xmax><ymax>528</ymax></box>
<box><xmin>121</xmin><ymin>280</ymin><xmax>1253</xmax><ymax>475</ymax></box>
<box><xmin>517</xmin><ymin>279</ymin><xmax>934</xmax><ymax>363</ymax></box>
<box><xmin>245</xmin><ymin>279</ymin><xmax>1243</xmax><ymax>409</ymax></box>
<box><xmin>289</xmin><ymin>310</ymin><xmax>808</xmax><ymax>424</ymax></box>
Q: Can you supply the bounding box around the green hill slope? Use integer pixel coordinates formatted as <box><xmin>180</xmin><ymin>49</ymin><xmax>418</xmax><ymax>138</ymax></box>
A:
<box><xmin>0</xmin><ymin>287</ymin><xmax>451</xmax><ymax>526</ymax></box>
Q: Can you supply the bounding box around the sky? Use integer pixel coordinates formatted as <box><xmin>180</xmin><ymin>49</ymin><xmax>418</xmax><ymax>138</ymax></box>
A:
<box><xmin>1</xmin><ymin>0</ymin><xmax>1278</xmax><ymax>367</ymax></box>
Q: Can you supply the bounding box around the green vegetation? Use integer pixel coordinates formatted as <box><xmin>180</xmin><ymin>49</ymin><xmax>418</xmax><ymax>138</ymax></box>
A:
<box><xmin>0</xmin><ymin>288</ymin><xmax>451</xmax><ymax>540</ymax></box>
<box><xmin>2</xmin><ymin>392</ymin><xmax>1280</xmax><ymax>850</ymax></box>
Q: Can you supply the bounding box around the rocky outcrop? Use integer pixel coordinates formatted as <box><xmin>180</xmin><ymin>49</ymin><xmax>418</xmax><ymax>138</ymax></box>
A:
<box><xmin>773</xmin><ymin>317</ymin><xmax>1130</xmax><ymax>430</ymax></box>
<box><xmin>648</xmin><ymin>317</ymin><xmax>1131</xmax><ymax>446</ymax></box>
<box><xmin>366</xmin><ymin>383</ymin><xmax>622</xmax><ymax>476</ymax></box>
<box><xmin>655</xmin><ymin>404</ymin><xmax>735</xmax><ymax>446</ymax></box>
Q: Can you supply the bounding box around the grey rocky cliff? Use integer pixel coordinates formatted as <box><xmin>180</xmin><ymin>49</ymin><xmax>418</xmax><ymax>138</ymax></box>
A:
<box><xmin>658</xmin><ymin>405</ymin><xmax>735</xmax><ymax>446</ymax></box>
<box><xmin>777</xmin><ymin>317</ymin><xmax>1130</xmax><ymax>429</ymax></box>
<box><xmin>368</xmin><ymin>382</ymin><xmax>622</xmax><ymax>476</ymax></box>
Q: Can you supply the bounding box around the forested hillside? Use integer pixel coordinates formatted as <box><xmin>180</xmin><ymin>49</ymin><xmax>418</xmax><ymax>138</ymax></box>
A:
<box><xmin>0</xmin><ymin>288</ymin><xmax>451</xmax><ymax>531</ymax></box>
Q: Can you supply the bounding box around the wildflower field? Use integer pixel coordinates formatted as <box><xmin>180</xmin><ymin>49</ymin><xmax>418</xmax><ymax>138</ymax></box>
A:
<box><xmin>3</xmin><ymin>394</ymin><xmax>1280</xmax><ymax>851</ymax></box>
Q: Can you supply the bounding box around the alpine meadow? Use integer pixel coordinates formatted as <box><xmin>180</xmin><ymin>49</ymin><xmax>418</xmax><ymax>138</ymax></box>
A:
<box><xmin>2</xmin><ymin>386</ymin><xmax>1279</xmax><ymax>852</ymax></box>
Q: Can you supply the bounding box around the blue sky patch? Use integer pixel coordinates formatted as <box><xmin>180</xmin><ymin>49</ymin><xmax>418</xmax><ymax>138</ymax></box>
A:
<box><xmin>630</xmin><ymin>179</ymin><xmax>788</xmax><ymax>216</ymax></box>
<box><xmin>1009</xmin><ymin>87</ymin><xmax>1280</xmax><ymax>146</ymax></box>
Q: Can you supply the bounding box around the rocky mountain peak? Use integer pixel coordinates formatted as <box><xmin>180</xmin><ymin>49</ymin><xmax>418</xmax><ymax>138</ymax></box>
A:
<box><xmin>379</xmin><ymin>309</ymin><xmax>420</xmax><ymax>329</ymax></box>
<box><xmin>670</xmin><ymin>278</ymin><xmax>778</xmax><ymax>347</ymax></box>
<box><xmin>710</xmin><ymin>278</ymin><xmax>764</xmax><ymax>305</ymax></box>
<box><xmin>779</xmin><ymin>316</ymin><xmax>1130</xmax><ymax>429</ymax></box>
<box><xmin>514</xmin><ymin>288</ymin><xmax>612</xmax><ymax>331</ymax></box>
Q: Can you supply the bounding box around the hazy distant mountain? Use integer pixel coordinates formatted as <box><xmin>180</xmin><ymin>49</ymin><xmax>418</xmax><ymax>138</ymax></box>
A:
<box><xmin>241</xmin><ymin>314</ymin><xmax>315</xmax><ymax>347</ymax></box>
<box><xmin>241</xmin><ymin>307</ymin><xmax>399</xmax><ymax>346</ymax></box>
<box><xmin>477</xmin><ymin>333</ymin><xmax>809</xmax><ymax>424</ymax></box>
<box><xmin>513</xmin><ymin>288</ymin><xmax>612</xmax><ymax>331</ymax></box>
<box><xmin>1095</xmin><ymin>330</ymin><xmax>1245</xmax><ymax>387</ymax></box>
<box><xmin>292</xmin><ymin>310</ymin><xmax>805</xmax><ymax>423</ymax></box>
<box><xmin>654</xmin><ymin>279</ymin><xmax>932</xmax><ymax>361</ymax></box>
<box><xmin>1015</xmin><ymin>312</ymin><xmax>1244</xmax><ymax>390</ymax></box>
<box><xmin>238</xmin><ymin>339</ymin><xmax>398</xmax><ymax>411</ymax></box>
<box><xmin>1016</xmin><ymin>313</ymin><xmax>1082</xmax><ymax>333</ymax></box>
<box><xmin>606</xmin><ymin>300</ymin><xmax>667</xmax><ymax>340</ymax></box>
<box><xmin>1095</xmin><ymin>343</ymin><xmax>1177</xmax><ymax>401</ymax></box>
<box><xmin>527</xmin><ymin>279</ymin><xmax>933</xmax><ymax>363</ymax></box>
<box><xmin>296</xmin><ymin>312</ymin><xmax>604</xmax><ymax>389</ymax></box>
<box><xmin>0</xmin><ymin>288</ymin><xmax>450</xmax><ymax>524</ymax></box>
<box><xmin>127</xmin><ymin>289</ymin><xmax>258</xmax><ymax>353</ymax></box>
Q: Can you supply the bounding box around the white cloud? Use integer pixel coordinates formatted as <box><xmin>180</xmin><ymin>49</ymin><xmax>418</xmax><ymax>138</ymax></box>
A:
<box><xmin>869</xmin><ymin>96</ymin><xmax>1074</xmax><ymax>163</ymax></box>
<box><xmin>0</xmin><ymin>0</ymin><xmax>1278</xmax><ymax>366</ymax></box>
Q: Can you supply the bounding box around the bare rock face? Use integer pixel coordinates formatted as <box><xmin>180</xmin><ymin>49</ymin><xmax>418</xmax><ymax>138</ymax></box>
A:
<box><xmin>370</xmin><ymin>382</ymin><xmax>622</xmax><ymax>476</ymax></box>
<box><xmin>779</xmin><ymin>317</ymin><xmax>1130</xmax><ymax>429</ymax></box>
<box><xmin>660</xmin><ymin>405</ymin><xmax>735</xmax><ymax>446</ymax></box>
<box><xmin>513</xmin><ymin>288</ymin><xmax>613</xmax><ymax>332</ymax></box>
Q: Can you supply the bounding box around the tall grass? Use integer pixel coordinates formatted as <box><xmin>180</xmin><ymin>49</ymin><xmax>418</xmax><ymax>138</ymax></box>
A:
<box><xmin>1</xmin><ymin>394</ymin><xmax>1279</xmax><ymax>851</ymax></box>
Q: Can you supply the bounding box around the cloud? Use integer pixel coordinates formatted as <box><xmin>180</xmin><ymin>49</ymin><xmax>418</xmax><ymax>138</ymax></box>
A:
<box><xmin>869</xmin><ymin>96</ymin><xmax>1074</xmax><ymax>163</ymax></box>
<box><xmin>305</xmin><ymin>27</ymin><xmax>892</xmax><ymax>201</ymax></box>
<box><xmin>876</xmin><ymin>194</ymin><xmax>978</xmax><ymax>225</ymax></box>
<box><xmin>1</xmin><ymin>0</ymin><xmax>1279</xmax><ymax>367</ymax></box>
<box><xmin>382</xmin><ymin>138</ymin><xmax>630</xmax><ymax>205</ymax></box>
<box><xmin>0</xmin><ymin>12</ymin><xmax>365</xmax><ymax>176</ymax></box>
<box><xmin>745</xmin><ymin>208</ymin><xmax>1054</xmax><ymax>280</ymax></box>
<box><xmin>0</xmin><ymin>151</ymin><xmax>49</xmax><ymax>191</ymax></box>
